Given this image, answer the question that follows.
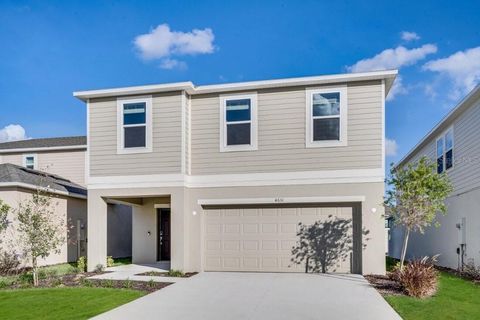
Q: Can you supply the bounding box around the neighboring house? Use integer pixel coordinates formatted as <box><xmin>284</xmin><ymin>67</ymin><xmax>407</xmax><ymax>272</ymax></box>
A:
<box><xmin>0</xmin><ymin>137</ymin><xmax>132</xmax><ymax>263</ymax></box>
<box><xmin>390</xmin><ymin>85</ymin><xmax>480</xmax><ymax>270</ymax></box>
<box><xmin>75</xmin><ymin>70</ymin><xmax>397</xmax><ymax>274</ymax></box>
<box><xmin>0</xmin><ymin>163</ymin><xmax>87</xmax><ymax>266</ymax></box>
<box><xmin>0</xmin><ymin>136</ymin><xmax>87</xmax><ymax>186</ymax></box>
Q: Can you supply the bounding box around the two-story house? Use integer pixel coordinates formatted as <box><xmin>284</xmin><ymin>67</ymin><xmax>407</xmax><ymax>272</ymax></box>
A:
<box><xmin>0</xmin><ymin>136</ymin><xmax>131</xmax><ymax>265</ymax></box>
<box><xmin>390</xmin><ymin>85</ymin><xmax>480</xmax><ymax>270</ymax></box>
<box><xmin>74</xmin><ymin>70</ymin><xmax>397</xmax><ymax>274</ymax></box>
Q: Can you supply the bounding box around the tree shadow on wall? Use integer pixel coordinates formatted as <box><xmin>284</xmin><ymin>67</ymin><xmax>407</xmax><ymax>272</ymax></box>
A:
<box><xmin>291</xmin><ymin>215</ymin><xmax>370</xmax><ymax>273</ymax></box>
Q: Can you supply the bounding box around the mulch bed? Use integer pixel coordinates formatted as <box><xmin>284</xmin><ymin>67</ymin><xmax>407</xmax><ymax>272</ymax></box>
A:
<box><xmin>2</xmin><ymin>272</ymin><xmax>172</xmax><ymax>293</ymax></box>
<box><xmin>135</xmin><ymin>271</ymin><xmax>198</xmax><ymax>278</ymax></box>
<box><xmin>365</xmin><ymin>274</ymin><xmax>405</xmax><ymax>296</ymax></box>
<box><xmin>435</xmin><ymin>265</ymin><xmax>480</xmax><ymax>284</ymax></box>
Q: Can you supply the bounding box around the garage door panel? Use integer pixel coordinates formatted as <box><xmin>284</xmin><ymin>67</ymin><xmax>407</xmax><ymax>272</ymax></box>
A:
<box><xmin>204</xmin><ymin>206</ymin><xmax>354</xmax><ymax>273</ymax></box>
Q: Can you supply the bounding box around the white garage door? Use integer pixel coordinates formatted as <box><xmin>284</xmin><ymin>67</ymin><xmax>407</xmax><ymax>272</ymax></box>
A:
<box><xmin>203</xmin><ymin>206</ymin><xmax>354</xmax><ymax>273</ymax></box>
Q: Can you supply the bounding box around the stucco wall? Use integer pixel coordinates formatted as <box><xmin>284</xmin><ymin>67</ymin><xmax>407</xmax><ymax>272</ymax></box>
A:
<box><xmin>390</xmin><ymin>188</ymin><xmax>480</xmax><ymax>269</ymax></box>
<box><xmin>0</xmin><ymin>187</ymin><xmax>87</xmax><ymax>267</ymax></box>
<box><xmin>88</xmin><ymin>182</ymin><xmax>385</xmax><ymax>275</ymax></box>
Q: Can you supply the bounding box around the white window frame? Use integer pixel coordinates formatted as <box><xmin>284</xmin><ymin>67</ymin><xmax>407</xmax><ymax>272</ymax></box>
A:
<box><xmin>219</xmin><ymin>93</ymin><xmax>258</xmax><ymax>152</ymax></box>
<box><xmin>117</xmin><ymin>95</ymin><xmax>153</xmax><ymax>154</ymax></box>
<box><xmin>23</xmin><ymin>153</ymin><xmax>37</xmax><ymax>170</ymax></box>
<box><xmin>436</xmin><ymin>126</ymin><xmax>454</xmax><ymax>173</ymax></box>
<box><xmin>305</xmin><ymin>86</ymin><xmax>348</xmax><ymax>148</ymax></box>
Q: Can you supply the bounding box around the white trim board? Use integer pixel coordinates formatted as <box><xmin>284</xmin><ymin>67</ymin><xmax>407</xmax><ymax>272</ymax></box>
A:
<box><xmin>198</xmin><ymin>196</ymin><xmax>365</xmax><ymax>206</ymax></box>
<box><xmin>0</xmin><ymin>145</ymin><xmax>87</xmax><ymax>154</ymax></box>
<box><xmin>87</xmin><ymin>168</ymin><xmax>384</xmax><ymax>189</ymax></box>
<box><xmin>73</xmin><ymin>70</ymin><xmax>398</xmax><ymax>101</ymax></box>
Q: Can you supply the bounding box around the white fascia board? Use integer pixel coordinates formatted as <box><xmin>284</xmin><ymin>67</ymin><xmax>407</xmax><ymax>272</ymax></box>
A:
<box><xmin>198</xmin><ymin>196</ymin><xmax>365</xmax><ymax>206</ymax></box>
<box><xmin>0</xmin><ymin>182</ymin><xmax>87</xmax><ymax>199</ymax></box>
<box><xmin>195</xmin><ymin>70</ymin><xmax>398</xmax><ymax>95</ymax></box>
<box><xmin>73</xmin><ymin>82</ymin><xmax>195</xmax><ymax>101</ymax></box>
<box><xmin>73</xmin><ymin>70</ymin><xmax>397</xmax><ymax>102</ymax></box>
<box><xmin>0</xmin><ymin>145</ymin><xmax>87</xmax><ymax>154</ymax></box>
<box><xmin>87</xmin><ymin>168</ymin><xmax>384</xmax><ymax>189</ymax></box>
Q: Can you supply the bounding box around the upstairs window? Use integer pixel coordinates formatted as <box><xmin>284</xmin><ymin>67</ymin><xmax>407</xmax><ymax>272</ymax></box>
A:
<box><xmin>306</xmin><ymin>87</ymin><xmax>347</xmax><ymax>148</ymax></box>
<box><xmin>23</xmin><ymin>154</ymin><xmax>37</xmax><ymax>170</ymax></box>
<box><xmin>220</xmin><ymin>93</ymin><xmax>257</xmax><ymax>152</ymax></box>
<box><xmin>117</xmin><ymin>96</ymin><xmax>152</xmax><ymax>154</ymax></box>
<box><xmin>436</xmin><ymin>127</ymin><xmax>454</xmax><ymax>173</ymax></box>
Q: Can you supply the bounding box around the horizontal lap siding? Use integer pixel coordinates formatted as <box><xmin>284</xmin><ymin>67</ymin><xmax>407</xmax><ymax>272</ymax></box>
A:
<box><xmin>403</xmin><ymin>98</ymin><xmax>480</xmax><ymax>196</ymax></box>
<box><xmin>89</xmin><ymin>93</ymin><xmax>183</xmax><ymax>177</ymax></box>
<box><xmin>190</xmin><ymin>81</ymin><xmax>383</xmax><ymax>175</ymax></box>
<box><xmin>0</xmin><ymin>151</ymin><xmax>86</xmax><ymax>186</ymax></box>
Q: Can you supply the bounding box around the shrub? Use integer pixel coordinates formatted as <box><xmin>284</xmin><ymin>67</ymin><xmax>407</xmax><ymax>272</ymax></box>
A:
<box><xmin>94</xmin><ymin>264</ymin><xmax>104</xmax><ymax>273</ymax></box>
<box><xmin>122</xmin><ymin>279</ymin><xmax>133</xmax><ymax>289</ymax></box>
<box><xmin>395</xmin><ymin>256</ymin><xmax>438</xmax><ymax>298</ymax></box>
<box><xmin>101</xmin><ymin>279</ymin><xmax>114</xmax><ymax>288</ymax></box>
<box><xmin>18</xmin><ymin>272</ymin><xmax>33</xmax><ymax>285</ymax></box>
<box><xmin>80</xmin><ymin>277</ymin><xmax>93</xmax><ymax>287</ymax></box>
<box><xmin>167</xmin><ymin>269</ymin><xmax>185</xmax><ymax>277</ymax></box>
<box><xmin>77</xmin><ymin>256</ymin><xmax>87</xmax><ymax>273</ymax></box>
<box><xmin>148</xmin><ymin>279</ymin><xmax>156</xmax><ymax>288</ymax></box>
<box><xmin>0</xmin><ymin>251</ymin><xmax>20</xmax><ymax>276</ymax></box>
<box><xmin>106</xmin><ymin>256</ymin><xmax>114</xmax><ymax>267</ymax></box>
<box><xmin>461</xmin><ymin>259</ymin><xmax>480</xmax><ymax>281</ymax></box>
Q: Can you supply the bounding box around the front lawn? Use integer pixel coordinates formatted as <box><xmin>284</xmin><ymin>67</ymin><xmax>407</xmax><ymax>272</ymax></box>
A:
<box><xmin>0</xmin><ymin>287</ymin><xmax>144</xmax><ymax>320</ymax></box>
<box><xmin>385</xmin><ymin>272</ymin><xmax>480</xmax><ymax>320</ymax></box>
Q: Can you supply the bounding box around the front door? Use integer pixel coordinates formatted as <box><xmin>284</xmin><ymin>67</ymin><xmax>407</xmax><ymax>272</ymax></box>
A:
<box><xmin>157</xmin><ymin>208</ymin><xmax>171</xmax><ymax>261</ymax></box>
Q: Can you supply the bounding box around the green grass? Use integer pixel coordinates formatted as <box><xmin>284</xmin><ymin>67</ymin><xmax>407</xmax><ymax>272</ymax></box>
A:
<box><xmin>0</xmin><ymin>287</ymin><xmax>144</xmax><ymax>320</ymax></box>
<box><xmin>385</xmin><ymin>272</ymin><xmax>480</xmax><ymax>320</ymax></box>
<box><xmin>111</xmin><ymin>257</ymin><xmax>132</xmax><ymax>267</ymax></box>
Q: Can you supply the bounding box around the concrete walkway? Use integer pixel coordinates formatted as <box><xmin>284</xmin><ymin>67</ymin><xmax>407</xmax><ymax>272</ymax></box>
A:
<box><xmin>88</xmin><ymin>262</ymin><xmax>187</xmax><ymax>283</ymax></box>
<box><xmin>93</xmin><ymin>272</ymin><xmax>401</xmax><ymax>320</ymax></box>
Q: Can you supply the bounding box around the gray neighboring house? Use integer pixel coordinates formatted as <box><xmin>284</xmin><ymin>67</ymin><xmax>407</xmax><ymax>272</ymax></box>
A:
<box><xmin>390</xmin><ymin>85</ymin><xmax>480</xmax><ymax>270</ymax></box>
<box><xmin>74</xmin><ymin>70</ymin><xmax>397</xmax><ymax>274</ymax></box>
<box><xmin>0</xmin><ymin>136</ymin><xmax>132</xmax><ymax>263</ymax></box>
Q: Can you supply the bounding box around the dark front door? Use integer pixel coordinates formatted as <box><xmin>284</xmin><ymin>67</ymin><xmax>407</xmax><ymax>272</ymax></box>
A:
<box><xmin>157</xmin><ymin>208</ymin><xmax>171</xmax><ymax>261</ymax></box>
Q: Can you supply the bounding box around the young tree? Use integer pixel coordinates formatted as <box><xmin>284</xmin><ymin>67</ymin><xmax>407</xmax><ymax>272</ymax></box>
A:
<box><xmin>14</xmin><ymin>188</ymin><xmax>65</xmax><ymax>286</ymax></box>
<box><xmin>385</xmin><ymin>156</ymin><xmax>452</xmax><ymax>270</ymax></box>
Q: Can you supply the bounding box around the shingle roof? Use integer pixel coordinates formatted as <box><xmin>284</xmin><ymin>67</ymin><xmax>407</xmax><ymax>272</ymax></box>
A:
<box><xmin>0</xmin><ymin>136</ymin><xmax>86</xmax><ymax>150</ymax></box>
<box><xmin>0</xmin><ymin>163</ymin><xmax>86</xmax><ymax>198</ymax></box>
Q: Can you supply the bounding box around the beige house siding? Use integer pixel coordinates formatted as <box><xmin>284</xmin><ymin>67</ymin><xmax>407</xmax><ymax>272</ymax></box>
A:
<box><xmin>0</xmin><ymin>187</ymin><xmax>87</xmax><ymax>266</ymax></box>
<box><xmin>0</xmin><ymin>150</ymin><xmax>86</xmax><ymax>186</ymax></box>
<box><xmin>88</xmin><ymin>92</ymin><xmax>183</xmax><ymax>177</ymax></box>
<box><xmin>190</xmin><ymin>81</ymin><xmax>383</xmax><ymax>175</ymax></box>
<box><xmin>87</xmin><ymin>181</ymin><xmax>385</xmax><ymax>274</ymax></box>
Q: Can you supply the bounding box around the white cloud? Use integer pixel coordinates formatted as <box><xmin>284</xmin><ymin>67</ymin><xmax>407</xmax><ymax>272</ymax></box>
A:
<box><xmin>423</xmin><ymin>46</ymin><xmax>480</xmax><ymax>100</ymax></box>
<box><xmin>347</xmin><ymin>44</ymin><xmax>437</xmax><ymax>100</ymax></box>
<box><xmin>134</xmin><ymin>24</ymin><xmax>215</xmax><ymax>69</ymax></box>
<box><xmin>347</xmin><ymin>44</ymin><xmax>437</xmax><ymax>73</ymax></box>
<box><xmin>0</xmin><ymin>124</ymin><xmax>28</xmax><ymax>143</ymax></box>
<box><xmin>159</xmin><ymin>58</ymin><xmax>187</xmax><ymax>70</ymax></box>
<box><xmin>385</xmin><ymin>138</ymin><xmax>398</xmax><ymax>157</ymax></box>
<box><xmin>401</xmin><ymin>31</ymin><xmax>420</xmax><ymax>42</ymax></box>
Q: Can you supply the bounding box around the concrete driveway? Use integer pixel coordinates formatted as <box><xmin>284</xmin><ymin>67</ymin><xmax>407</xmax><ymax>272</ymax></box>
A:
<box><xmin>93</xmin><ymin>272</ymin><xmax>401</xmax><ymax>320</ymax></box>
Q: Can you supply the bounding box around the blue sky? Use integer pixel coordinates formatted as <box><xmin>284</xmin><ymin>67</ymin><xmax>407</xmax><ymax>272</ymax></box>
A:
<box><xmin>0</xmin><ymin>0</ymin><xmax>479</xmax><ymax>165</ymax></box>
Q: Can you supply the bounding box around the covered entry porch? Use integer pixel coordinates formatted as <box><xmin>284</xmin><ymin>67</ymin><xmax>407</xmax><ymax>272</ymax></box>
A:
<box><xmin>87</xmin><ymin>187</ymin><xmax>186</xmax><ymax>272</ymax></box>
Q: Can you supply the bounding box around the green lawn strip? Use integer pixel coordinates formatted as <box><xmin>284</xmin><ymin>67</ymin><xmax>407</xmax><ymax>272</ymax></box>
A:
<box><xmin>385</xmin><ymin>272</ymin><xmax>480</xmax><ymax>320</ymax></box>
<box><xmin>111</xmin><ymin>257</ymin><xmax>132</xmax><ymax>267</ymax></box>
<box><xmin>0</xmin><ymin>287</ymin><xmax>145</xmax><ymax>320</ymax></box>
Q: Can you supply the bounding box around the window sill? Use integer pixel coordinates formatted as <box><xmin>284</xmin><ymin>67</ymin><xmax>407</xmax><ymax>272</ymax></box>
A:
<box><xmin>117</xmin><ymin>147</ymin><xmax>153</xmax><ymax>155</ymax></box>
<box><xmin>220</xmin><ymin>144</ymin><xmax>258</xmax><ymax>153</ymax></box>
<box><xmin>305</xmin><ymin>140</ymin><xmax>347</xmax><ymax>148</ymax></box>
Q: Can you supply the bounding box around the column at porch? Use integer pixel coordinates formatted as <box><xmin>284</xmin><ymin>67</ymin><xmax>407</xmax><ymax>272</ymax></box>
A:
<box><xmin>87</xmin><ymin>190</ymin><xmax>108</xmax><ymax>271</ymax></box>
